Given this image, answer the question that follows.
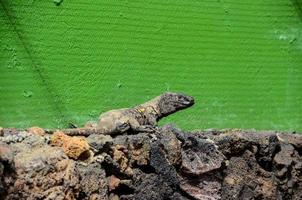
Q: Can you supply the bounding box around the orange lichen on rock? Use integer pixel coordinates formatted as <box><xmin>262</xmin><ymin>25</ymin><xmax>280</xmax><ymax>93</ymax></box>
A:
<box><xmin>108</xmin><ymin>175</ymin><xmax>121</xmax><ymax>192</ymax></box>
<box><xmin>50</xmin><ymin>131</ymin><xmax>69</xmax><ymax>147</ymax></box>
<box><xmin>50</xmin><ymin>131</ymin><xmax>90</xmax><ymax>160</ymax></box>
<box><xmin>27</xmin><ymin>126</ymin><xmax>45</xmax><ymax>136</ymax></box>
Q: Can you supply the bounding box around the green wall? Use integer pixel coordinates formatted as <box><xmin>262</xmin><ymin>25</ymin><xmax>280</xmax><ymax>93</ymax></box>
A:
<box><xmin>1</xmin><ymin>0</ymin><xmax>302</xmax><ymax>131</ymax></box>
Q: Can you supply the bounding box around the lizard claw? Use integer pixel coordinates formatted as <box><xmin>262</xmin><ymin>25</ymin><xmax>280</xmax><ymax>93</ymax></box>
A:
<box><xmin>133</xmin><ymin>125</ymin><xmax>157</xmax><ymax>133</ymax></box>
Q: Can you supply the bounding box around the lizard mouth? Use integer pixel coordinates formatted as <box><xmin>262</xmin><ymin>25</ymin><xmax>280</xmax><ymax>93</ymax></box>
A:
<box><xmin>180</xmin><ymin>96</ymin><xmax>194</xmax><ymax>106</ymax></box>
<box><xmin>183</xmin><ymin>100</ymin><xmax>194</xmax><ymax>105</ymax></box>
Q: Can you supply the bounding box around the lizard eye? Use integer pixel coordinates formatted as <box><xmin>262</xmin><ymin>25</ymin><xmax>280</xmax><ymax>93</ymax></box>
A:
<box><xmin>179</xmin><ymin>95</ymin><xmax>194</xmax><ymax>106</ymax></box>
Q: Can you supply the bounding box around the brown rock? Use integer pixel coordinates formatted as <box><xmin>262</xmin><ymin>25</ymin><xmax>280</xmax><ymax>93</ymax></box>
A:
<box><xmin>2</xmin><ymin>126</ymin><xmax>302</xmax><ymax>199</ymax></box>
<box><xmin>77</xmin><ymin>162</ymin><xmax>108</xmax><ymax>199</ymax></box>
<box><xmin>51</xmin><ymin>132</ymin><xmax>91</xmax><ymax>160</ymax></box>
<box><xmin>257</xmin><ymin>178</ymin><xmax>275</xmax><ymax>198</ymax></box>
<box><xmin>64</xmin><ymin>138</ymin><xmax>91</xmax><ymax>160</ymax></box>
<box><xmin>5</xmin><ymin>144</ymin><xmax>80</xmax><ymax>200</ymax></box>
<box><xmin>181</xmin><ymin>137</ymin><xmax>225</xmax><ymax>176</ymax></box>
<box><xmin>87</xmin><ymin>134</ymin><xmax>113</xmax><ymax>153</ymax></box>
<box><xmin>128</xmin><ymin>137</ymin><xmax>150</xmax><ymax>166</ymax></box>
<box><xmin>274</xmin><ymin>143</ymin><xmax>295</xmax><ymax>167</ymax></box>
<box><xmin>112</xmin><ymin>145</ymin><xmax>133</xmax><ymax>176</ymax></box>
<box><xmin>222</xmin><ymin>150</ymin><xmax>275</xmax><ymax>199</ymax></box>
<box><xmin>27</xmin><ymin>126</ymin><xmax>45</xmax><ymax>136</ymax></box>
<box><xmin>159</xmin><ymin>128</ymin><xmax>182</xmax><ymax>166</ymax></box>
<box><xmin>180</xmin><ymin>175</ymin><xmax>221</xmax><ymax>200</ymax></box>
<box><xmin>276</xmin><ymin>133</ymin><xmax>302</xmax><ymax>148</ymax></box>
<box><xmin>124</xmin><ymin>167</ymin><xmax>134</xmax><ymax>176</ymax></box>
<box><xmin>224</xmin><ymin>177</ymin><xmax>236</xmax><ymax>185</ymax></box>
<box><xmin>89</xmin><ymin>193</ymin><xmax>108</xmax><ymax>200</ymax></box>
<box><xmin>131</xmin><ymin>147</ymin><xmax>149</xmax><ymax>165</ymax></box>
<box><xmin>0</xmin><ymin>142</ymin><xmax>13</xmax><ymax>164</ymax></box>
<box><xmin>109</xmin><ymin>194</ymin><xmax>120</xmax><ymax>200</ymax></box>
<box><xmin>114</xmin><ymin>133</ymin><xmax>151</xmax><ymax>166</ymax></box>
<box><xmin>50</xmin><ymin>131</ymin><xmax>69</xmax><ymax>147</ymax></box>
<box><xmin>108</xmin><ymin>175</ymin><xmax>121</xmax><ymax>192</ymax></box>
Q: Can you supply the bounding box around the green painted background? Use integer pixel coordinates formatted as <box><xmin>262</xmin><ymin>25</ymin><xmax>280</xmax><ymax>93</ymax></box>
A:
<box><xmin>1</xmin><ymin>0</ymin><xmax>301</xmax><ymax>131</ymax></box>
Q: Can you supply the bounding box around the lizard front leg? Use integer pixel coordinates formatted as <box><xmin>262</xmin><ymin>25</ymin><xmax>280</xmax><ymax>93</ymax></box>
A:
<box><xmin>114</xmin><ymin>121</ymin><xmax>131</xmax><ymax>133</ymax></box>
<box><xmin>128</xmin><ymin>118</ymin><xmax>157</xmax><ymax>133</ymax></box>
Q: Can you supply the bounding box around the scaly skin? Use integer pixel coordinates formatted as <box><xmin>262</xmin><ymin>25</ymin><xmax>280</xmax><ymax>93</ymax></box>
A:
<box><xmin>47</xmin><ymin>92</ymin><xmax>195</xmax><ymax>136</ymax></box>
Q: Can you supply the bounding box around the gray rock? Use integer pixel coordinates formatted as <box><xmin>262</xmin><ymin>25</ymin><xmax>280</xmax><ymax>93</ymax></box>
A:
<box><xmin>87</xmin><ymin>134</ymin><xmax>113</xmax><ymax>153</ymax></box>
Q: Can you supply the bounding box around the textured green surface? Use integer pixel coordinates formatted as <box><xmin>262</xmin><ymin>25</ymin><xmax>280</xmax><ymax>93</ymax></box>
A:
<box><xmin>1</xmin><ymin>0</ymin><xmax>302</xmax><ymax>131</ymax></box>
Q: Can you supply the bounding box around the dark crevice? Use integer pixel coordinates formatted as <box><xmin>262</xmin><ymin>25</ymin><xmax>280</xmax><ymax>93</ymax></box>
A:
<box><xmin>134</xmin><ymin>164</ymin><xmax>156</xmax><ymax>174</ymax></box>
<box><xmin>101</xmin><ymin>157</ymin><xmax>129</xmax><ymax>179</ymax></box>
<box><xmin>111</xmin><ymin>184</ymin><xmax>135</xmax><ymax>196</ymax></box>
<box><xmin>255</xmin><ymin>136</ymin><xmax>281</xmax><ymax>172</ymax></box>
<box><xmin>0</xmin><ymin>167</ymin><xmax>16</xmax><ymax>200</ymax></box>
<box><xmin>294</xmin><ymin>146</ymin><xmax>302</xmax><ymax>157</ymax></box>
<box><xmin>78</xmin><ymin>192</ymin><xmax>86</xmax><ymax>200</ymax></box>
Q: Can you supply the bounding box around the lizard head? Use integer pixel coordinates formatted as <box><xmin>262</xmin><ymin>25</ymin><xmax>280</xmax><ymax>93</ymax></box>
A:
<box><xmin>158</xmin><ymin>92</ymin><xmax>195</xmax><ymax>118</ymax></box>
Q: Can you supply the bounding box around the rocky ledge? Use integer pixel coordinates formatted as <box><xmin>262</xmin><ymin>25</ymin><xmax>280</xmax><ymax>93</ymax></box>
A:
<box><xmin>0</xmin><ymin>126</ymin><xmax>301</xmax><ymax>200</ymax></box>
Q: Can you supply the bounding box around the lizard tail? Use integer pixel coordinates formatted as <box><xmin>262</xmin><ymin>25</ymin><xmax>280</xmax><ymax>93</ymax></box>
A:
<box><xmin>45</xmin><ymin>128</ymin><xmax>102</xmax><ymax>136</ymax></box>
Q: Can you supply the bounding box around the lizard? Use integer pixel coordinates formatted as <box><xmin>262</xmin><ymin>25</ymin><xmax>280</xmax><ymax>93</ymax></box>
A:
<box><xmin>46</xmin><ymin>92</ymin><xmax>195</xmax><ymax>136</ymax></box>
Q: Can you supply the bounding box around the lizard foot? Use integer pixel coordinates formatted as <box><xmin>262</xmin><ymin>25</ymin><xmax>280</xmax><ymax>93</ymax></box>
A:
<box><xmin>132</xmin><ymin>125</ymin><xmax>158</xmax><ymax>133</ymax></box>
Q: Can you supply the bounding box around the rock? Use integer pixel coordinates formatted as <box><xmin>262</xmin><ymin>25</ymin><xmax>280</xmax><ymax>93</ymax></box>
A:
<box><xmin>0</xmin><ymin>142</ymin><xmax>14</xmax><ymax>165</ymax></box>
<box><xmin>50</xmin><ymin>131</ymin><xmax>69</xmax><ymax>147</ymax></box>
<box><xmin>77</xmin><ymin>162</ymin><xmax>108</xmax><ymax>198</ymax></box>
<box><xmin>4</xmin><ymin>144</ymin><xmax>80</xmax><ymax>199</ymax></box>
<box><xmin>2</xmin><ymin>128</ymin><xmax>19</xmax><ymax>136</ymax></box>
<box><xmin>27</xmin><ymin>126</ymin><xmax>45</xmax><ymax>136</ymax></box>
<box><xmin>213</xmin><ymin>133</ymin><xmax>251</xmax><ymax>157</ymax></box>
<box><xmin>0</xmin><ymin>131</ymin><xmax>32</xmax><ymax>144</ymax></box>
<box><xmin>222</xmin><ymin>150</ymin><xmax>275</xmax><ymax>199</ymax></box>
<box><xmin>276</xmin><ymin>133</ymin><xmax>302</xmax><ymax>148</ymax></box>
<box><xmin>180</xmin><ymin>135</ymin><xmax>225</xmax><ymax>176</ymax></box>
<box><xmin>108</xmin><ymin>175</ymin><xmax>121</xmax><ymax>192</ymax></box>
<box><xmin>0</xmin><ymin>127</ymin><xmax>3</xmax><ymax>136</ymax></box>
<box><xmin>129</xmin><ymin>171</ymin><xmax>174</xmax><ymax>200</ymax></box>
<box><xmin>1</xmin><ymin>126</ymin><xmax>302</xmax><ymax>200</ymax></box>
<box><xmin>109</xmin><ymin>194</ymin><xmax>120</xmax><ymax>200</ymax></box>
<box><xmin>129</xmin><ymin>141</ymin><xmax>150</xmax><ymax>166</ymax></box>
<box><xmin>158</xmin><ymin>126</ymin><xmax>182</xmax><ymax>166</ymax></box>
<box><xmin>179</xmin><ymin>175</ymin><xmax>221</xmax><ymax>200</ymax></box>
<box><xmin>150</xmin><ymin>140</ymin><xmax>179</xmax><ymax>188</ymax></box>
<box><xmin>50</xmin><ymin>131</ymin><xmax>91</xmax><ymax>160</ymax></box>
<box><xmin>255</xmin><ymin>135</ymin><xmax>279</xmax><ymax>171</ymax></box>
<box><xmin>87</xmin><ymin>134</ymin><xmax>113</xmax><ymax>153</ymax></box>
<box><xmin>111</xmin><ymin>145</ymin><xmax>133</xmax><ymax>176</ymax></box>
<box><xmin>113</xmin><ymin>133</ymin><xmax>151</xmax><ymax>167</ymax></box>
<box><xmin>169</xmin><ymin>192</ymin><xmax>190</xmax><ymax>200</ymax></box>
<box><xmin>274</xmin><ymin>143</ymin><xmax>295</xmax><ymax>167</ymax></box>
<box><xmin>64</xmin><ymin>138</ymin><xmax>91</xmax><ymax>161</ymax></box>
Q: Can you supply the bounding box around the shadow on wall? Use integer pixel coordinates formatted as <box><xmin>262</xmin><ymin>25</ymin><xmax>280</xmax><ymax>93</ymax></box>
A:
<box><xmin>290</xmin><ymin>0</ymin><xmax>302</xmax><ymax>22</ymax></box>
<box><xmin>0</xmin><ymin>0</ymin><xmax>68</xmax><ymax>125</ymax></box>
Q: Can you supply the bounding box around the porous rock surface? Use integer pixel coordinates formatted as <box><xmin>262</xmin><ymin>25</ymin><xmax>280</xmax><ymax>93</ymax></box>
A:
<box><xmin>0</xmin><ymin>126</ymin><xmax>302</xmax><ymax>200</ymax></box>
